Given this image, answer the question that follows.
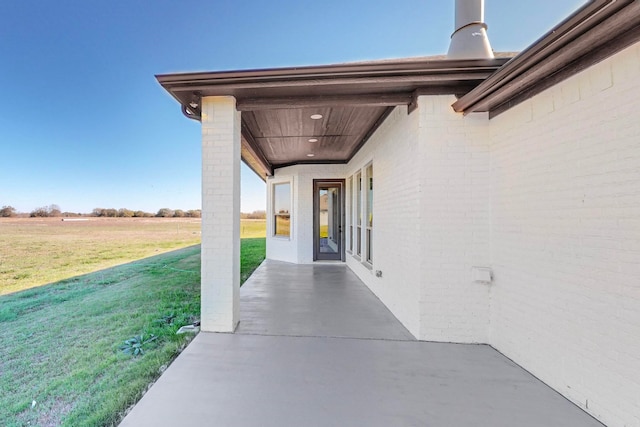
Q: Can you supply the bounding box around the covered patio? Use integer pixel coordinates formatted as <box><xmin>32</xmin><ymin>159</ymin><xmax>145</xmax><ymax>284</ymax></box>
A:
<box><xmin>120</xmin><ymin>261</ymin><xmax>602</xmax><ymax>427</ymax></box>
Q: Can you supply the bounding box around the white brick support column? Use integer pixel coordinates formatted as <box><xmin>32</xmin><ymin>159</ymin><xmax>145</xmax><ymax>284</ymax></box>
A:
<box><xmin>200</xmin><ymin>96</ymin><xmax>241</xmax><ymax>332</ymax></box>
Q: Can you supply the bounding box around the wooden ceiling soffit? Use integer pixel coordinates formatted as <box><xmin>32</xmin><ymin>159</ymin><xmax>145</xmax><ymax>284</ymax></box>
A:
<box><xmin>242</xmin><ymin>106</ymin><xmax>388</xmax><ymax>139</ymax></box>
<box><xmin>257</xmin><ymin>136</ymin><xmax>355</xmax><ymax>162</ymax></box>
<box><xmin>265</xmin><ymin>107</ymin><xmax>395</xmax><ymax>171</ymax></box>
<box><xmin>453</xmin><ymin>0</ymin><xmax>640</xmax><ymax>117</ymax></box>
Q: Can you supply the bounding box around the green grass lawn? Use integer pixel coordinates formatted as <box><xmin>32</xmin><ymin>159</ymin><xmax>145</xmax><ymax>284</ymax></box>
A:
<box><xmin>240</xmin><ymin>219</ymin><xmax>267</xmax><ymax>239</ymax></box>
<box><xmin>0</xmin><ymin>239</ymin><xmax>265</xmax><ymax>427</ymax></box>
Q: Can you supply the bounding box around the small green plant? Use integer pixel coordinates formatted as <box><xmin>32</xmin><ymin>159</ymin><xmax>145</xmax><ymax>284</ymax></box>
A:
<box><xmin>120</xmin><ymin>334</ymin><xmax>158</xmax><ymax>357</ymax></box>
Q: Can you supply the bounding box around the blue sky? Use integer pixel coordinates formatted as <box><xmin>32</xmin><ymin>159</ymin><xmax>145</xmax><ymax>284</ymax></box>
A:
<box><xmin>0</xmin><ymin>0</ymin><xmax>585</xmax><ymax>214</ymax></box>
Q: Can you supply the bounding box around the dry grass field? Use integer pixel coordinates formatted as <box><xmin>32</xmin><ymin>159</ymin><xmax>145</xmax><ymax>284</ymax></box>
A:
<box><xmin>0</xmin><ymin>217</ymin><xmax>266</xmax><ymax>295</ymax></box>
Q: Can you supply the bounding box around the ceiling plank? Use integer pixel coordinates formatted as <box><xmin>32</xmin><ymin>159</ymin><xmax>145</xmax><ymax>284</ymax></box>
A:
<box><xmin>257</xmin><ymin>136</ymin><xmax>354</xmax><ymax>162</ymax></box>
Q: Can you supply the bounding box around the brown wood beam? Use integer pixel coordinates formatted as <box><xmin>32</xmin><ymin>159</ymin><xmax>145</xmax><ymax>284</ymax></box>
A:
<box><xmin>240</xmin><ymin>122</ymin><xmax>273</xmax><ymax>178</ymax></box>
<box><xmin>273</xmin><ymin>159</ymin><xmax>348</xmax><ymax>170</ymax></box>
<box><xmin>408</xmin><ymin>86</ymin><xmax>476</xmax><ymax>113</ymax></box>
<box><xmin>236</xmin><ymin>94</ymin><xmax>412</xmax><ymax>111</ymax></box>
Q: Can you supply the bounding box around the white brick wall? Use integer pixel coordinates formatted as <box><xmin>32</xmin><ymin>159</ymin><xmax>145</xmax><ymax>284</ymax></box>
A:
<box><xmin>489</xmin><ymin>44</ymin><xmax>640</xmax><ymax>427</ymax></box>
<box><xmin>200</xmin><ymin>96</ymin><xmax>241</xmax><ymax>332</ymax></box>
<box><xmin>416</xmin><ymin>96</ymin><xmax>492</xmax><ymax>344</ymax></box>
<box><xmin>347</xmin><ymin>106</ymin><xmax>423</xmax><ymax>337</ymax></box>
<box><xmin>345</xmin><ymin>101</ymin><xmax>491</xmax><ymax>342</ymax></box>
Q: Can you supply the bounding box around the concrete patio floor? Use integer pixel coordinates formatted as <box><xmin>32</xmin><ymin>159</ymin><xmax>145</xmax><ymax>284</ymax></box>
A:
<box><xmin>120</xmin><ymin>260</ymin><xmax>603</xmax><ymax>427</ymax></box>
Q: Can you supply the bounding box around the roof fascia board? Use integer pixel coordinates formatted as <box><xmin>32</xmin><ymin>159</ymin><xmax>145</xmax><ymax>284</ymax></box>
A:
<box><xmin>166</xmin><ymin>72</ymin><xmax>500</xmax><ymax>95</ymax></box>
<box><xmin>489</xmin><ymin>21</ymin><xmax>640</xmax><ymax>118</ymax></box>
<box><xmin>453</xmin><ymin>0</ymin><xmax>639</xmax><ymax>114</ymax></box>
<box><xmin>155</xmin><ymin>58</ymin><xmax>510</xmax><ymax>87</ymax></box>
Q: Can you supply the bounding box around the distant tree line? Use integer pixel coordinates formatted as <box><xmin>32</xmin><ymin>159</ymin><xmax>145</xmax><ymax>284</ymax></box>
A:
<box><xmin>91</xmin><ymin>208</ymin><xmax>202</xmax><ymax>218</ymax></box>
<box><xmin>30</xmin><ymin>204</ymin><xmax>62</xmax><ymax>218</ymax></box>
<box><xmin>0</xmin><ymin>204</ymin><xmax>204</xmax><ymax>218</ymax></box>
<box><xmin>1</xmin><ymin>205</ymin><xmax>264</xmax><ymax>220</ymax></box>
<box><xmin>240</xmin><ymin>210</ymin><xmax>266</xmax><ymax>219</ymax></box>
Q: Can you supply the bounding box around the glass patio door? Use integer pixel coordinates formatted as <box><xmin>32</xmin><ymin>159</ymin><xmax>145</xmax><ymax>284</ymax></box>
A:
<box><xmin>313</xmin><ymin>179</ymin><xmax>344</xmax><ymax>261</ymax></box>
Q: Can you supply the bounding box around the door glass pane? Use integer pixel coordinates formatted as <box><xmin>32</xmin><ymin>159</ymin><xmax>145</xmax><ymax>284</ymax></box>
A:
<box><xmin>319</xmin><ymin>188</ymin><xmax>339</xmax><ymax>254</ymax></box>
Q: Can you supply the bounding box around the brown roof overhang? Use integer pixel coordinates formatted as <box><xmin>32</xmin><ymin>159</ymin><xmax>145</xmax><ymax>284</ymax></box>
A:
<box><xmin>156</xmin><ymin>57</ymin><xmax>511</xmax><ymax>116</ymax></box>
<box><xmin>156</xmin><ymin>57</ymin><xmax>512</xmax><ymax>180</ymax></box>
<box><xmin>453</xmin><ymin>0</ymin><xmax>640</xmax><ymax>117</ymax></box>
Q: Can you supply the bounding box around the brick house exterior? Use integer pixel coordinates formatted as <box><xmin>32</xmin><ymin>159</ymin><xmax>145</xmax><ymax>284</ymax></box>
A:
<box><xmin>158</xmin><ymin>2</ymin><xmax>640</xmax><ymax>426</ymax></box>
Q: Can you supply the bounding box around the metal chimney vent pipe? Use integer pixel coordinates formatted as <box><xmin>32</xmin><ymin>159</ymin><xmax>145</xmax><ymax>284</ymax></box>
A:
<box><xmin>447</xmin><ymin>0</ymin><xmax>494</xmax><ymax>60</ymax></box>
